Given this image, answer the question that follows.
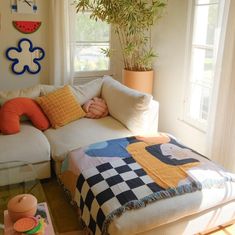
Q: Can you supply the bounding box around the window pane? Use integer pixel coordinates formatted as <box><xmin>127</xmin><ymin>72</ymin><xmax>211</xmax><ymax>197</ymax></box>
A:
<box><xmin>75</xmin><ymin>13</ymin><xmax>110</xmax><ymax>42</ymax></box>
<box><xmin>193</xmin><ymin>4</ymin><xmax>219</xmax><ymax>45</ymax></box>
<box><xmin>196</xmin><ymin>0</ymin><xmax>219</xmax><ymax>5</ymax></box>
<box><xmin>189</xmin><ymin>84</ymin><xmax>211</xmax><ymax>122</ymax></box>
<box><xmin>191</xmin><ymin>47</ymin><xmax>215</xmax><ymax>85</ymax></box>
<box><xmin>74</xmin><ymin>44</ymin><xmax>109</xmax><ymax>72</ymax></box>
<box><xmin>184</xmin><ymin>0</ymin><xmax>226</xmax><ymax>129</ymax></box>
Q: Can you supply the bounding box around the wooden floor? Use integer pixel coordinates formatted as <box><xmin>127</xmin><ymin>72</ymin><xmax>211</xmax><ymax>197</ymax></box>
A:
<box><xmin>59</xmin><ymin>231</ymin><xmax>85</xmax><ymax>235</ymax></box>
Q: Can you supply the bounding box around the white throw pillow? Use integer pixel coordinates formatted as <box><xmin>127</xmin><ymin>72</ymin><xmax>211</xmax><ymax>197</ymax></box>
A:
<box><xmin>101</xmin><ymin>76</ymin><xmax>153</xmax><ymax>134</ymax></box>
<box><xmin>71</xmin><ymin>78</ymin><xmax>103</xmax><ymax>105</ymax></box>
<box><xmin>39</xmin><ymin>78</ymin><xmax>103</xmax><ymax>105</ymax></box>
<box><xmin>0</xmin><ymin>85</ymin><xmax>41</xmax><ymax>105</ymax></box>
<box><xmin>40</xmin><ymin>85</ymin><xmax>60</xmax><ymax>96</ymax></box>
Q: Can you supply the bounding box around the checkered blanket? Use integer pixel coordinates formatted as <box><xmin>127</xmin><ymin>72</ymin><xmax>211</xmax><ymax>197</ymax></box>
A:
<box><xmin>60</xmin><ymin>134</ymin><xmax>235</xmax><ymax>235</ymax></box>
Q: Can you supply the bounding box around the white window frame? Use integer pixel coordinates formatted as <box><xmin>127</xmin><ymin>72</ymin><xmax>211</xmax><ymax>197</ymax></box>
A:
<box><xmin>182</xmin><ymin>0</ymin><xmax>228</xmax><ymax>132</ymax></box>
<box><xmin>68</xmin><ymin>4</ymin><xmax>112</xmax><ymax>82</ymax></box>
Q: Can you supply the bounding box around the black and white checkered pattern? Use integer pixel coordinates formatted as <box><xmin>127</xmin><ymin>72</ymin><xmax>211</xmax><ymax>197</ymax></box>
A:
<box><xmin>76</xmin><ymin>157</ymin><xmax>164</xmax><ymax>235</ymax></box>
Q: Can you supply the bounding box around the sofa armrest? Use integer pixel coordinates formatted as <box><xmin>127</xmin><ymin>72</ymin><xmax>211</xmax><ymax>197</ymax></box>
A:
<box><xmin>142</xmin><ymin>99</ymin><xmax>159</xmax><ymax>135</ymax></box>
<box><xmin>101</xmin><ymin>76</ymin><xmax>159</xmax><ymax>135</ymax></box>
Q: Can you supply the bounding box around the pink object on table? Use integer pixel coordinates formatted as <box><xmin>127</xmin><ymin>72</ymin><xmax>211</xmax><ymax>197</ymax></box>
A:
<box><xmin>7</xmin><ymin>194</ymin><xmax>37</xmax><ymax>222</ymax></box>
<box><xmin>4</xmin><ymin>202</ymin><xmax>56</xmax><ymax>235</ymax></box>
<box><xmin>13</xmin><ymin>217</ymin><xmax>38</xmax><ymax>232</ymax></box>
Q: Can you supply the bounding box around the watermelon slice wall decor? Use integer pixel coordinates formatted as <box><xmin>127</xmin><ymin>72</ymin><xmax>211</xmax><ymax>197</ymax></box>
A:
<box><xmin>13</xmin><ymin>21</ymin><xmax>42</xmax><ymax>34</ymax></box>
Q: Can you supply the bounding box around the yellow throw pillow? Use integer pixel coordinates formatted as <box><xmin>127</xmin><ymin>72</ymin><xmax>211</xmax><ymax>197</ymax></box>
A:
<box><xmin>36</xmin><ymin>85</ymin><xmax>85</xmax><ymax>128</ymax></box>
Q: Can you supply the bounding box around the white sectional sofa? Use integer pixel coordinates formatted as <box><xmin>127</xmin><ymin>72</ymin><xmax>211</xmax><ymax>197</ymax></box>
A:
<box><xmin>0</xmin><ymin>76</ymin><xmax>159</xmax><ymax>184</ymax></box>
<box><xmin>1</xmin><ymin>77</ymin><xmax>235</xmax><ymax>235</ymax></box>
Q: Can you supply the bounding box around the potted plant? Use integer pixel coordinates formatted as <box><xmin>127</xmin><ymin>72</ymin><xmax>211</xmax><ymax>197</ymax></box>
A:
<box><xmin>75</xmin><ymin>0</ymin><xmax>167</xmax><ymax>94</ymax></box>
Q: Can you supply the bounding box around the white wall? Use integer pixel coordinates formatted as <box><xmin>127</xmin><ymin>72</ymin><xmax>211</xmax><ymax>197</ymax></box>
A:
<box><xmin>0</xmin><ymin>0</ymin><xmax>49</xmax><ymax>91</ymax></box>
<box><xmin>152</xmin><ymin>0</ymin><xmax>207</xmax><ymax>155</ymax></box>
<box><xmin>110</xmin><ymin>28</ymin><xmax>123</xmax><ymax>83</ymax></box>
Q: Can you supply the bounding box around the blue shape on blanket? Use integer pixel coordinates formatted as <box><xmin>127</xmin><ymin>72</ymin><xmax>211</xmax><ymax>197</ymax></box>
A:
<box><xmin>85</xmin><ymin>138</ymin><xmax>131</xmax><ymax>158</ymax></box>
<box><xmin>87</xmin><ymin>141</ymin><xmax>109</xmax><ymax>149</ymax></box>
<box><xmin>61</xmin><ymin>157</ymin><xmax>69</xmax><ymax>173</ymax></box>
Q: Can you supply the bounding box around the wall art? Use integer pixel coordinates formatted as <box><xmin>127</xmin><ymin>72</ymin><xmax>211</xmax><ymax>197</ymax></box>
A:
<box><xmin>13</xmin><ymin>21</ymin><xmax>41</xmax><ymax>34</ymax></box>
<box><xmin>11</xmin><ymin>0</ymin><xmax>37</xmax><ymax>14</ymax></box>
<box><xmin>6</xmin><ymin>38</ymin><xmax>45</xmax><ymax>75</ymax></box>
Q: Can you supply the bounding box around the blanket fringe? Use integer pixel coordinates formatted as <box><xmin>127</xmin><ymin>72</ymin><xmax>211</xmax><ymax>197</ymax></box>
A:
<box><xmin>58</xmin><ymin>169</ymin><xmax>232</xmax><ymax>235</ymax></box>
<box><xmin>57</xmin><ymin>176</ymin><xmax>92</xmax><ymax>233</ymax></box>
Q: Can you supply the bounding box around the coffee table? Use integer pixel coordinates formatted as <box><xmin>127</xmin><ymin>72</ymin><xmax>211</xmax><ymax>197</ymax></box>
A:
<box><xmin>0</xmin><ymin>161</ymin><xmax>57</xmax><ymax>235</ymax></box>
<box><xmin>4</xmin><ymin>202</ymin><xmax>55</xmax><ymax>235</ymax></box>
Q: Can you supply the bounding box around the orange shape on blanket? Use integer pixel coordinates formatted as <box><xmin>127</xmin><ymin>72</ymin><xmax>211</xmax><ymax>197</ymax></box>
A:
<box><xmin>0</xmin><ymin>97</ymin><xmax>50</xmax><ymax>135</ymax></box>
<box><xmin>127</xmin><ymin>142</ymin><xmax>200</xmax><ymax>189</ymax></box>
<box><xmin>136</xmin><ymin>133</ymin><xmax>170</xmax><ymax>144</ymax></box>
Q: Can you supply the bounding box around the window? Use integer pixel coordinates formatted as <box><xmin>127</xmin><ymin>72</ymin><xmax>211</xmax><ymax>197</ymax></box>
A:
<box><xmin>69</xmin><ymin>4</ymin><xmax>111</xmax><ymax>78</ymax></box>
<box><xmin>183</xmin><ymin>0</ymin><xmax>227</xmax><ymax>131</ymax></box>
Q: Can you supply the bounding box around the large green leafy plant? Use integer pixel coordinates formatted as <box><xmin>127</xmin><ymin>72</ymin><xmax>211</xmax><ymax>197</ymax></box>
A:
<box><xmin>75</xmin><ymin>0</ymin><xmax>167</xmax><ymax>71</ymax></box>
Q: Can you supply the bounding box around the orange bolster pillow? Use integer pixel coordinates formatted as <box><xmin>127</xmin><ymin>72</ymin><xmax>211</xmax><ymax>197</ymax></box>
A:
<box><xmin>82</xmin><ymin>97</ymin><xmax>109</xmax><ymax>119</ymax></box>
<box><xmin>0</xmin><ymin>97</ymin><xmax>50</xmax><ymax>135</ymax></box>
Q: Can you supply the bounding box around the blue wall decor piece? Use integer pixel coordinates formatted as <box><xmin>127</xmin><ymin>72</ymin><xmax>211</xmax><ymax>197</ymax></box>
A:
<box><xmin>6</xmin><ymin>38</ymin><xmax>45</xmax><ymax>75</ymax></box>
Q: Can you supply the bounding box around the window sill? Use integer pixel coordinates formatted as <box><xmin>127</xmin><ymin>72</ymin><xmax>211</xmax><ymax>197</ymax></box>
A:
<box><xmin>178</xmin><ymin>117</ymin><xmax>207</xmax><ymax>134</ymax></box>
<box><xmin>73</xmin><ymin>70</ymin><xmax>112</xmax><ymax>78</ymax></box>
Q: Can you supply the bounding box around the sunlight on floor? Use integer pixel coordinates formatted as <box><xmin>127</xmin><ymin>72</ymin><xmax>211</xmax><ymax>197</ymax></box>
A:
<box><xmin>199</xmin><ymin>222</ymin><xmax>235</xmax><ymax>235</ymax></box>
<box><xmin>207</xmin><ymin>224</ymin><xmax>235</xmax><ymax>235</ymax></box>
<box><xmin>58</xmin><ymin>224</ymin><xmax>235</xmax><ymax>235</ymax></box>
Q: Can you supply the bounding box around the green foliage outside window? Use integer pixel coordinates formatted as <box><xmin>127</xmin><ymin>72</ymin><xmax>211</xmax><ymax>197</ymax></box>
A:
<box><xmin>74</xmin><ymin>0</ymin><xmax>167</xmax><ymax>71</ymax></box>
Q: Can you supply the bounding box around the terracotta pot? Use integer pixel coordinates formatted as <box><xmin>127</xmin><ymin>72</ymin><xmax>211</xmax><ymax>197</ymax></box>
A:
<box><xmin>7</xmin><ymin>194</ymin><xmax>37</xmax><ymax>222</ymax></box>
<box><xmin>122</xmin><ymin>69</ymin><xmax>154</xmax><ymax>94</ymax></box>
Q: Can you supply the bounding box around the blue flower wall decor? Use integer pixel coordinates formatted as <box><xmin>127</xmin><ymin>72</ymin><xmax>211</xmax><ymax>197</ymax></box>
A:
<box><xmin>6</xmin><ymin>38</ymin><xmax>45</xmax><ymax>75</ymax></box>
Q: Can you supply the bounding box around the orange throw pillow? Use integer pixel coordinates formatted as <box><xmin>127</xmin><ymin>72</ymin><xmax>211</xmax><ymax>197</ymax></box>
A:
<box><xmin>0</xmin><ymin>97</ymin><xmax>50</xmax><ymax>135</ymax></box>
<box><xmin>36</xmin><ymin>85</ymin><xmax>85</xmax><ymax>128</ymax></box>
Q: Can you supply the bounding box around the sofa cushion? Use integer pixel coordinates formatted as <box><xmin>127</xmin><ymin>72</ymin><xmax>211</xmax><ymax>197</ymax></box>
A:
<box><xmin>40</xmin><ymin>78</ymin><xmax>103</xmax><ymax>106</ymax></box>
<box><xmin>44</xmin><ymin>116</ymin><xmax>132</xmax><ymax>161</ymax></box>
<box><xmin>37</xmin><ymin>86</ymin><xmax>85</xmax><ymax>128</ymax></box>
<box><xmin>71</xmin><ymin>78</ymin><xmax>103</xmax><ymax>105</ymax></box>
<box><xmin>0</xmin><ymin>123</ymin><xmax>50</xmax><ymax>163</ymax></box>
<box><xmin>0</xmin><ymin>98</ymin><xmax>50</xmax><ymax>134</ymax></box>
<box><xmin>0</xmin><ymin>85</ymin><xmax>41</xmax><ymax>104</ymax></box>
<box><xmin>101</xmin><ymin>76</ymin><xmax>153</xmax><ymax>134</ymax></box>
<box><xmin>39</xmin><ymin>84</ymin><xmax>61</xmax><ymax>96</ymax></box>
